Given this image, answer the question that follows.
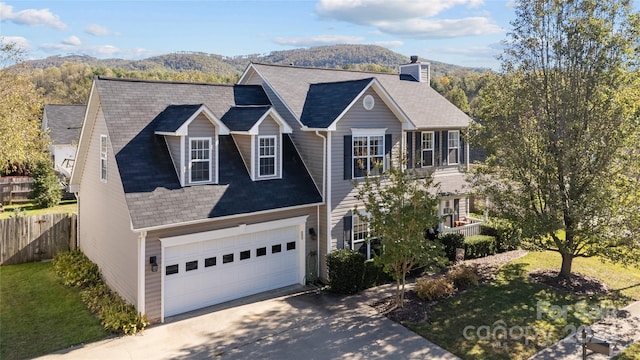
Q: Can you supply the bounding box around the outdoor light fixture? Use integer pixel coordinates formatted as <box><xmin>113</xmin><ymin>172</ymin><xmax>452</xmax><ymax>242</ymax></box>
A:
<box><xmin>150</xmin><ymin>256</ymin><xmax>158</xmax><ymax>272</ymax></box>
<box><xmin>308</xmin><ymin>227</ymin><xmax>317</xmax><ymax>241</ymax></box>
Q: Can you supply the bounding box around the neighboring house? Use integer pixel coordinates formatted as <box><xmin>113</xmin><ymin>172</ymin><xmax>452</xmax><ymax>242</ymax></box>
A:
<box><xmin>42</xmin><ymin>104</ymin><xmax>86</xmax><ymax>177</ymax></box>
<box><xmin>70</xmin><ymin>58</ymin><xmax>472</xmax><ymax>322</ymax></box>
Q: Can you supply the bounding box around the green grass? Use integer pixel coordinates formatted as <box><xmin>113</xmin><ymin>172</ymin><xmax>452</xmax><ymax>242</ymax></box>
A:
<box><xmin>0</xmin><ymin>262</ymin><xmax>108</xmax><ymax>359</ymax></box>
<box><xmin>410</xmin><ymin>251</ymin><xmax>640</xmax><ymax>360</ymax></box>
<box><xmin>0</xmin><ymin>200</ymin><xmax>77</xmax><ymax>219</ymax></box>
<box><xmin>616</xmin><ymin>342</ymin><xmax>640</xmax><ymax>359</ymax></box>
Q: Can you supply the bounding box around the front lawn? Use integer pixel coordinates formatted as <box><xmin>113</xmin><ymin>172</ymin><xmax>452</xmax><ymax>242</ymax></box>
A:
<box><xmin>410</xmin><ymin>252</ymin><xmax>640</xmax><ymax>360</ymax></box>
<box><xmin>0</xmin><ymin>200</ymin><xmax>77</xmax><ymax>219</ymax></box>
<box><xmin>0</xmin><ymin>261</ymin><xmax>108</xmax><ymax>359</ymax></box>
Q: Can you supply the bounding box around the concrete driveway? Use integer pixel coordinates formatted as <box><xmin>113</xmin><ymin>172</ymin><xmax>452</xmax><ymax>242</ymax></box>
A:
<box><xmin>38</xmin><ymin>285</ymin><xmax>459</xmax><ymax>359</ymax></box>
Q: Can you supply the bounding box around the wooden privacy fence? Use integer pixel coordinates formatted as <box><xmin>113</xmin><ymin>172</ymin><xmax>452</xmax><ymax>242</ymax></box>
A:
<box><xmin>0</xmin><ymin>213</ymin><xmax>77</xmax><ymax>265</ymax></box>
<box><xmin>0</xmin><ymin>176</ymin><xmax>34</xmax><ymax>205</ymax></box>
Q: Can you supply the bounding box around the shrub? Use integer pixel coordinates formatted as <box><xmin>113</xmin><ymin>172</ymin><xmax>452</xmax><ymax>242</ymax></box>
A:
<box><xmin>29</xmin><ymin>159</ymin><xmax>62</xmax><ymax>208</ymax></box>
<box><xmin>481</xmin><ymin>219</ymin><xmax>523</xmax><ymax>252</ymax></box>
<box><xmin>446</xmin><ymin>265</ymin><xmax>479</xmax><ymax>290</ymax></box>
<box><xmin>416</xmin><ymin>277</ymin><xmax>455</xmax><ymax>301</ymax></box>
<box><xmin>52</xmin><ymin>250</ymin><xmax>101</xmax><ymax>288</ymax></box>
<box><xmin>327</xmin><ymin>249</ymin><xmax>366</xmax><ymax>294</ymax></box>
<box><xmin>362</xmin><ymin>259</ymin><xmax>393</xmax><ymax>289</ymax></box>
<box><xmin>437</xmin><ymin>232</ymin><xmax>465</xmax><ymax>262</ymax></box>
<box><xmin>54</xmin><ymin>250</ymin><xmax>148</xmax><ymax>335</ymax></box>
<box><xmin>464</xmin><ymin>235</ymin><xmax>497</xmax><ymax>259</ymax></box>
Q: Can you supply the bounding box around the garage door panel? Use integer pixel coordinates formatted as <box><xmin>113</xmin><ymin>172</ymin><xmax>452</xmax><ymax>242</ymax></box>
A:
<box><xmin>164</xmin><ymin>224</ymin><xmax>302</xmax><ymax>317</ymax></box>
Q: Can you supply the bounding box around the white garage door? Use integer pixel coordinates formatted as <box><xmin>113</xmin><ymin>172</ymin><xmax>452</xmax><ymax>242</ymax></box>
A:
<box><xmin>163</xmin><ymin>224</ymin><xmax>302</xmax><ymax>317</ymax></box>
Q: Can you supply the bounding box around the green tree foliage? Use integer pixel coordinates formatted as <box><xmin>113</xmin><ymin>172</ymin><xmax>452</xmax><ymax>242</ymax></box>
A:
<box><xmin>445</xmin><ymin>87</ymin><xmax>471</xmax><ymax>113</ymax></box>
<box><xmin>354</xmin><ymin>167</ymin><xmax>445</xmax><ymax>308</ymax></box>
<box><xmin>30</xmin><ymin>159</ymin><xmax>62</xmax><ymax>208</ymax></box>
<box><xmin>0</xmin><ymin>41</ymin><xmax>47</xmax><ymax>174</ymax></box>
<box><xmin>471</xmin><ymin>0</ymin><xmax>640</xmax><ymax>278</ymax></box>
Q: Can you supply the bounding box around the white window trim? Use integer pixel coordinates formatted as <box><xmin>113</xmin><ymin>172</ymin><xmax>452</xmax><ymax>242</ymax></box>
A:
<box><xmin>448</xmin><ymin>130</ymin><xmax>460</xmax><ymax>165</ymax></box>
<box><xmin>99</xmin><ymin>134</ymin><xmax>107</xmax><ymax>182</ymax></box>
<box><xmin>351</xmin><ymin>129</ymin><xmax>386</xmax><ymax>179</ymax></box>
<box><xmin>421</xmin><ymin>131</ymin><xmax>434</xmax><ymax>167</ymax></box>
<box><xmin>188</xmin><ymin>137</ymin><xmax>212</xmax><ymax>184</ymax></box>
<box><xmin>352</xmin><ymin>212</ymin><xmax>376</xmax><ymax>260</ymax></box>
<box><xmin>257</xmin><ymin>135</ymin><xmax>277</xmax><ymax>178</ymax></box>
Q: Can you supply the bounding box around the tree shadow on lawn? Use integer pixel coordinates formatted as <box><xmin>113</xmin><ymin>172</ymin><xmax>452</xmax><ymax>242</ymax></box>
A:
<box><xmin>409</xmin><ymin>263</ymin><xmax>633</xmax><ymax>360</ymax></box>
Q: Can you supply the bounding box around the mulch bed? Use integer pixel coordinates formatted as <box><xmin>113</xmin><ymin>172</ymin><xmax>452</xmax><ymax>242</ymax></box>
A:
<box><xmin>528</xmin><ymin>269</ymin><xmax>609</xmax><ymax>296</ymax></box>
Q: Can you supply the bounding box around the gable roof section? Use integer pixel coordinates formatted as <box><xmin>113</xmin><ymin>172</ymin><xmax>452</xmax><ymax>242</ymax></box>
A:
<box><xmin>77</xmin><ymin>77</ymin><xmax>321</xmax><ymax>230</ymax></box>
<box><xmin>243</xmin><ymin>63</ymin><xmax>470</xmax><ymax>129</ymax></box>
<box><xmin>299</xmin><ymin>78</ymin><xmax>372</xmax><ymax>129</ymax></box>
<box><xmin>221</xmin><ymin>106</ymin><xmax>293</xmax><ymax>134</ymax></box>
<box><xmin>153</xmin><ymin>104</ymin><xmax>230</xmax><ymax>135</ymax></box>
<box><xmin>43</xmin><ymin>104</ymin><xmax>86</xmax><ymax>145</ymax></box>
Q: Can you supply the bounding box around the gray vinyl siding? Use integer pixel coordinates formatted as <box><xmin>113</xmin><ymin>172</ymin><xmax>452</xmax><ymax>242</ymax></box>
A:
<box><xmin>255</xmin><ymin>116</ymin><xmax>281</xmax><ymax>180</ymax></box>
<box><xmin>242</xmin><ymin>70</ymin><xmax>263</xmax><ymax>85</ymax></box>
<box><xmin>165</xmin><ymin>136</ymin><xmax>181</xmax><ymax>178</ymax></box>
<box><xmin>406</xmin><ymin>129</ymin><xmax>465</xmax><ymax>177</ymax></box>
<box><xmin>78</xmin><ymin>105</ymin><xmax>139</xmax><ymax>307</ymax></box>
<box><xmin>329</xmin><ymin>89</ymin><xmax>403</xmax><ymax>251</ymax></box>
<box><xmin>186</xmin><ymin>114</ymin><xmax>217</xmax><ymax>185</ymax></box>
<box><xmin>143</xmin><ymin>206</ymin><xmax>318</xmax><ymax>322</ymax></box>
<box><xmin>232</xmin><ymin>134</ymin><xmax>252</xmax><ymax>175</ymax></box>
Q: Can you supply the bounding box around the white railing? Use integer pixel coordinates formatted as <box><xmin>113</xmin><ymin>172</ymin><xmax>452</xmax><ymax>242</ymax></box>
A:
<box><xmin>441</xmin><ymin>219</ymin><xmax>483</xmax><ymax>237</ymax></box>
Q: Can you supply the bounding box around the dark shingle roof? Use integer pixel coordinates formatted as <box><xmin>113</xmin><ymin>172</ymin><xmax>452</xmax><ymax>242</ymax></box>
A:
<box><xmin>221</xmin><ymin>106</ymin><xmax>271</xmax><ymax>132</ymax></box>
<box><xmin>299</xmin><ymin>78</ymin><xmax>372</xmax><ymax>128</ymax></box>
<box><xmin>94</xmin><ymin>78</ymin><xmax>320</xmax><ymax>230</ymax></box>
<box><xmin>43</xmin><ymin>104</ymin><xmax>86</xmax><ymax>145</ymax></box>
<box><xmin>249</xmin><ymin>63</ymin><xmax>470</xmax><ymax>129</ymax></box>
<box><xmin>154</xmin><ymin>104</ymin><xmax>203</xmax><ymax>133</ymax></box>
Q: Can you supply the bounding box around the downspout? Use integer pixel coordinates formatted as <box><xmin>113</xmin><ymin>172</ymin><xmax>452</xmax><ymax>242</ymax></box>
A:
<box><xmin>137</xmin><ymin>231</ymin><xmax>147</xmax><ymax>315</ymax></box>
<box><xmin>314</xmin><ymin>131</ymin><xmax>326</xmax><ymax>280</ymax></box>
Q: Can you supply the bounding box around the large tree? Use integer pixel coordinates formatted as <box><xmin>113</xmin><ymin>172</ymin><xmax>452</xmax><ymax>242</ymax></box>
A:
<box><xmin>0</xmin><ymin>40</ymin><xmax>47</xmax><ymax>174</ymax></box>
<box><xmin>472</xmin><ymin>0</ymin><xmax>640</xmax><ymax>277</ymax></box>
<box><xmin>354</xmin><ymin>167</ymin><xmax>445</xmax><ymax>308</ymax></box>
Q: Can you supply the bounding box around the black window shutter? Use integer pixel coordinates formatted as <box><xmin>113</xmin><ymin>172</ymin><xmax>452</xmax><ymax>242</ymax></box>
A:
<box><xmin>344</xmin><ymin>135</ymin><xmax>352</xmax><ymax>180</ymax></box>
<box><xmin>442</xmin><ymin>131</ymin><xmax>449</xmax><ymax>165</ymax></box>
<box><xmin>434</xmin><ymin>131</ymin><xmax>440</xmax><ymax>166</ymax></box>
<box><xmin>406</xmin><ymin>132</ymin><xmax>413</xmax><ymax>169</ymax></box>
<box><xmin>385</xmin><ymin>134</ymin><xmax>392</xmax><ymax>169</ymax></box>
<box><xmin>415</xmin><ymin>132</ymin><xmax>422</xmax><ymax>168</ymax></box>
<box><xmin>342</xmin><ymin>215</ymin><xmax>352</xmax><ymax>249</ymax></box>
<box><xmin>460</xmin><ymin>131</ymin><xmax>465</xmax><ymax>164</ymax></box>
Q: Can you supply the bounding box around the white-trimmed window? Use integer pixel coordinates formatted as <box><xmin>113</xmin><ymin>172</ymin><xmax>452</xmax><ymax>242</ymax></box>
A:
<box><xmin>421</xmin><ymin>131</ymin><xmax>434</xmax><ymax>167</ymax></box>
<box><xmin>100</xmin><ymin>135</ymin><xmax>107</xmax><ymax>182</ymax></box>
<box><xmin>189</xmin><ymin>137</ymin><xmax>211</xmax><ymax>183</ymax></box>
<box><xmin>352</xmin><ymin>213</ymin><xmax>376</xmax><ymax>259</ymax></box>
<box><xmin>448</xmin><ymin>130</ymin><xmax>460</xmax><ymax>165</ymax></box>
<box><xmin>258</xmin><ymin>136</ymin><xmax>276</xmax><ymax>177</ymax></box>
<box><xmin>353</xmin><ymin>133</ymin><xmax>384</xmax><ymax>179</ymax></box>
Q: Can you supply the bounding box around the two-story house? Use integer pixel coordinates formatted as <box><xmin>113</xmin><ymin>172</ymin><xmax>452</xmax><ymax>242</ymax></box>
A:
<box><xmin>42</xmin><ymin>104</ymin><xmax>86</xmax><ymax>177</ymax></box>
<box><xmin>70</xmin><ymin>59</ymin><xmax>471</xmax><ymax>322</ymax></box>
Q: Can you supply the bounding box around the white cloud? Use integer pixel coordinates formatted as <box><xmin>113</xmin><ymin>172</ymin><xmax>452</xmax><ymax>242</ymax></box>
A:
<box><xmin>273</xmin><ymin>34</ymin><xmax>365</xmax><ymax>47</ymax></box>
<box><xmin>38</xmin><ymin>42</ymin><xmax>158</xmax><ymax>59</ymax></box>
<box><xmin>316</xmin><ymin>0</ymin><xmax>481</xmax><ymax>23</ymax></box>
<box><xmin>373</xmin><ymin>40</ymin><xmax>403</xmax><ymax>48</ymax></box>
<box><xmin>435</xmin><ymin>43</ymin><xmax>503</xmax><ymax>58</ymax></box>
<box><xmin>316</xmin><ymin>0</ymin><xmax>503</xmax><ymax>39</ymax></box>
<box><xmin>85</xmin><ymin>24</ymin><xmax>116</xmax><ymax>36</ymax></box>
<box><xmin>0</xmin><ymin>2</ymin><xmax>66</xmax><ymax>30</ymax></box>
<box><xmin>0</xmin><ymin>36</ymin><xmax>31</xmax><ymax>51</ymax></box>
<box><xmin>62</xmin><ymin>35</ymin><xmax>81</xmax><ymax>46</ymax></box>
<box><xmin>376</xmin><ymin>17</ymin><xmax>503</xmax><ymax>38</ymax></box>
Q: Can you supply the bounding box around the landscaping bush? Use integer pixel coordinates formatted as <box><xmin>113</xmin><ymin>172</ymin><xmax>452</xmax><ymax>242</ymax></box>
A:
<box><xmin>362</xmin><ymin>259</ymin><xmax>393</xmax><ymax>288</ymax></box>
<box><xmin>52</xmin><ymin>250</ymin><xmax>101</xmax><ymax>288</ymax></box>
<box><xmin>464</xmin><ymin>235</ymin><xmax>497</xmax><ymax>259</ymax></box>
<box><xmin>437</xmin><ymin>232</ymin><xmax>465</xmax><ymax>262</ymax></box>
<box><xmin>416</xmin><ymin>277</ymin><xmax>456</xmax><ymax>301</ymax></box>
<box><xmin>481</xmin><ymin>219</ymin><xmax>523</xmax><ymax>252</ymax></box>
<box><xmin>53</xmin><ymin>251</ymin><xmax>148</xmax><ymax>334</ymax></box>
<box><xmin>446</xmin><ymin>265</ymin><xmax>479</xmax><ymax>290</ymax></box>
<box><xmin>29</xmin><ymin>159</ymin><xmax>62</xmax><ymax>209</ymax></box>
<box><xmin>327</xmin><ymin>249</ymin><xmax>365</xmax><ymax>294</ymax></box>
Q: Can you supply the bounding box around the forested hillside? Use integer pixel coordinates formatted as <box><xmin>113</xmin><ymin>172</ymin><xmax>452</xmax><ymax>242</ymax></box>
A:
<box><xmin>22</xmin><ymin>44</ymin><xmax>491</xmax><ymax>113</ymax></box>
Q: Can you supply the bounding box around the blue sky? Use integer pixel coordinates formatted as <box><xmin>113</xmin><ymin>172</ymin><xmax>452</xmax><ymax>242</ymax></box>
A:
<box><xmin>1</xmin><ymin>1</ymin><xmax>638</xmax><ymax>69</ymax></box>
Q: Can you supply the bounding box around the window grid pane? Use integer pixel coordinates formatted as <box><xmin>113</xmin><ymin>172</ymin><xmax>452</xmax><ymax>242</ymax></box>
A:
<box><xmin>259</xmin><ymin>137</ymin><xmax>276</xmax><ymax>176</ymax></box>
<box><xmin>352</xmin><ymin>135</ymin><xmax>385</xmax><ymax>178</ymax></box>
<box><xmin>190</xmin><ymin>138</ymin><xmax>211</xmax><ymax>182</ymax></box>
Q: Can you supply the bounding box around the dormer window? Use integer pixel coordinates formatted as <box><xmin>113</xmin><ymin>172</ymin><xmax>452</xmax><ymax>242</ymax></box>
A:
<box><xmin>189</xmin><ymin>137</ymin><xmax>212</xmax><ymax>183</ymax></box>
<box><xmin>258</xmin><ymin>136</ymin><xmax>276</xmax><ymax>177</ymax></box>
